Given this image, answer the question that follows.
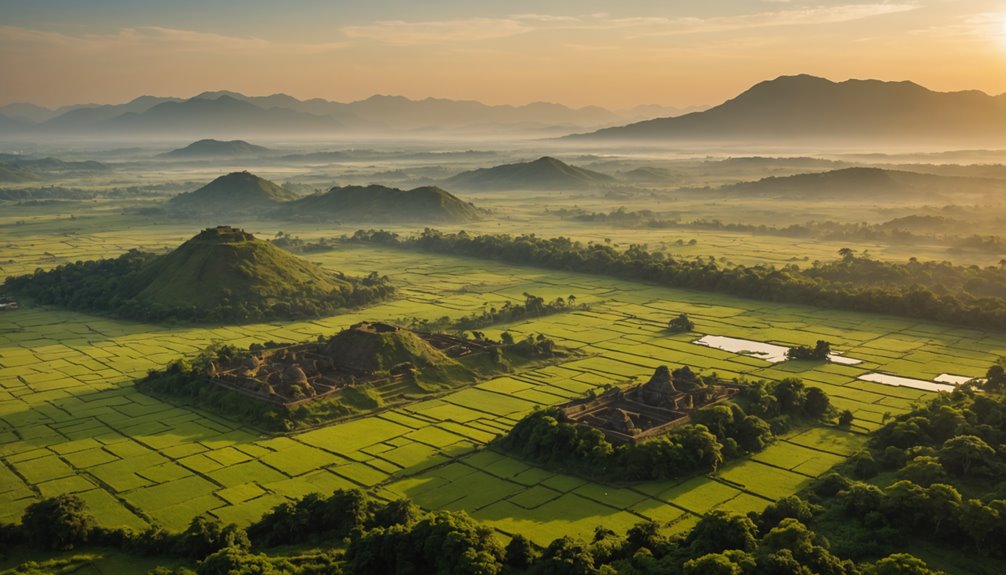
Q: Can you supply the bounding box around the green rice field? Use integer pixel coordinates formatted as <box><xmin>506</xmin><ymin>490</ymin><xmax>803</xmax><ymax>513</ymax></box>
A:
<box><xmin>3</xmin><ymin>220</ymin><xmax>1002</xmax><ymax>545</ymax></box>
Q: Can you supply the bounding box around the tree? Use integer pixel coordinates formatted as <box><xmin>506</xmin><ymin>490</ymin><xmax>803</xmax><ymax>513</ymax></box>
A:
<box><xmin>196</xmin><ymin>547</ymin><xmax>284</xmax><ymax>575</ymax></box>
<box><xmin>958</xmin><ymin>499</ymin><xmax>999</xmax><ymax>552</ymax></box>
<box><xmin>178</xmin><ymin>515</ymin><xmax>250</xmax><ymax>559</ymax></box>
<box><xmin>924</xmin><ymin>483</ymin><xmax>962</xmax><ymax>535</ymax></box>
<box><xmin>838</xmin><ymin>409</ymin><xmax>855</xmax><ymax>427</ymax></box>
<box><xmin>896</xmin><ymin>456</ymin><xmax>948</xmax><ymax>487</ymax></box>
<box><xmin>984</xmin><ymin>362</ymin><xmax>1006</xmax><ymax>393</ymax></box>
<box><xmin>667</xmin><ymin>313</ymin><xmax>694</xmax><ymax>333</ymax></box>
<box><xmin>687</xmin><ymin>511</ymin><xmax>758</xmax><ymax>556</ymax></box>
<box><xmin>504</xmin><ymin>534</ymin><xmax>538</xmax><ymax>569</ymax></box>
<box><xmin>20</xmin><ymin>494</ymin><xmax>95</xmax><ymax>550</ymax></box>
<box><xmin>803</xmin><ymin>387</ymin><xmax>831</xmax><ymax>418</ymax></box>
<box><xmin>682</xmin><ymin>552</ymin><xmax>743</xmax><ymax>575</ymax></box>
<box><xmin>536</xmin><ymin>536</ymin><xmax>597</xmax><ymax>575</ymax></box>
<box><xmin>785</xmin><ymin>340</ymin><xmax>831</xmax><ymax>361</ymax></box>
<box><xmin>872</xmin><ymin>553</ymin><xmax>942</xmax><ymax>575</ymax></box>
<box><xmin>938</xmin><ymin>435</ymin><xmax>995</xmax><ymax>475</ymax></box>
<box><xmin>759</xmin><ymin>496</ymin><xmax>819</xmax><ymax>530</ymax></box>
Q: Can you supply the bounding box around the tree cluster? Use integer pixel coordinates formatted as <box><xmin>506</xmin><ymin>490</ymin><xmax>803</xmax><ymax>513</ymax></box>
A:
<box><xmin>786</xmin><ymin>340</ymin><xmax>831</xmax><ymax>361</ymax></box>
<box><xmin>498</xmin><ymin>375</ymin><xmax>832</xmax><ymax>481</ymax></box>
<box><xmin>800</xmin><ymin>369</ymin><xmax>1006</xmax><ymax>561</ymax></box>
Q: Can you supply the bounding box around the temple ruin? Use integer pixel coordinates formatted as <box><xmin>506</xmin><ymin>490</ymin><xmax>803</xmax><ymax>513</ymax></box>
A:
<box><xmin>202</xmin><ymin>322</ymin><xmax>495</xmax><ymax>406</ymax></box>
<box><xmin>560</xmin><ymin>365</ymin><xmax>739</xmax><ymax>444</ymax></box>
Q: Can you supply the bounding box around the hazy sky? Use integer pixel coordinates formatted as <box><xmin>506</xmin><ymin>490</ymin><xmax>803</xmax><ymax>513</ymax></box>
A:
<box><xmin>2</xmin><ymin>0</ymin><xmax>1004</xmax><ymax>109</ymax></box>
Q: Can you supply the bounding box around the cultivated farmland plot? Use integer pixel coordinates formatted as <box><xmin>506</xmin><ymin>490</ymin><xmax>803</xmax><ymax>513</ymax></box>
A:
<box><xmin>0</xmin><ymin>224</ymin><xmax>1000</xmax><ymax>544</ymax></box>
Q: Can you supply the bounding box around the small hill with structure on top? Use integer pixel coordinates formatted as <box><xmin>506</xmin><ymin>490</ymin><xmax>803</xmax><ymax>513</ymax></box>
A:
<box><xmin>445</xmin><ymin>156</ymin><xmax>615</xmax><ymax>191</ymax></box>
<box><xmin>322</xmin><ymin>322</ymin><xmax>457</xmax><ymax>373</ymax></box>
<box><xmin>137</xmin><ymin>322</ymin><xmax>569</xmax><ymax>430</ymax></box>
<box><xmin>3</xmin><ymin>226</ymin><xmax>394</xmax><ymax>323</ymax></box>
<box><xmin>277</xmin><ymin>184</ymin><xmax>483</xmax><ymax>222</ymax></box>
<box><xmin>168</xmin><ymin>171</ymin><xmax>298</xmax><ymax>212</ymax></box>
<box><xmin>160</xmin><ymin>138</ymin><xmax>272</xmax><ymax>158</ymax></box>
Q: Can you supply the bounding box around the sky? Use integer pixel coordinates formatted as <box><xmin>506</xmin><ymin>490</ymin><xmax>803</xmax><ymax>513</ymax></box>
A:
<box><xmin>2</xmin><ymin>0</ymin><xmax>1005</xmax><ymax>109</ymax></box>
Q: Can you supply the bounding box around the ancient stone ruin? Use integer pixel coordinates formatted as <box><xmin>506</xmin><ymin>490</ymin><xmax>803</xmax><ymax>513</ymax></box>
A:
<box><xmin>203</xmin><ymin>322</ymin><xmax>494</xmax><ymax>406</ymax></box>
<box><xmin>560</xmin><ymin>365</ymin><xmax>738</xmax><ymax>444</ymax></box>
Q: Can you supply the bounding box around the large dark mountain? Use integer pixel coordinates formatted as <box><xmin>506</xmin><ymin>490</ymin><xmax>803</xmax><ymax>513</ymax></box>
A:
<box><xmin>278</xmin><ymin>184</ymin><xmax>482</xmax><ymax>223</ymax></box>
<box><xmin>445</xmin><ymin>156</ymin><xmax>615</xmax><ymax>191</ymax></box>
<box><xmin>569</xmin><ymin>75</ymin><xmax>1006</xmax><ymax>144</ymax></box>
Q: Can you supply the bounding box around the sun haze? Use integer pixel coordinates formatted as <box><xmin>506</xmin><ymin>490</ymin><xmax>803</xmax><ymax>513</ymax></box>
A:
<box><xmin>2</xmin><ymin>0</ymin><xmax>1005</xmax><ymax>108</ymax></box>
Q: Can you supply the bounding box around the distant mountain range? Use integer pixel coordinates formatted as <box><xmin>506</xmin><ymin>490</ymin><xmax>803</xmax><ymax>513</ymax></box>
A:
<box><xmin>7</xmin><ymin>74</ymin><xmax>1004</xmax><ymax>143</ymax></box>
<box><xmin>0</xmin><ymin>91</ymin><xmax>658</xmax><ymax>138</ymax></box>
<box><xmin>569</xmin><ymin>74</ymin><xmax>1006</xmax><ymax>144</ymax></box>
<box><xmin>445</xmin><ymin>156</ymin><xmax>615</xmax><ymax>191</ymax></box>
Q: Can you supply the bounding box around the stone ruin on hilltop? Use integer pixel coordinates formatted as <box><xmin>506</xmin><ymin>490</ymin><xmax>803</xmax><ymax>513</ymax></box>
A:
<box><xmin>202</xmin><ymin>322</ymin><xmax>495</xmax><ymax>406</ymax></box>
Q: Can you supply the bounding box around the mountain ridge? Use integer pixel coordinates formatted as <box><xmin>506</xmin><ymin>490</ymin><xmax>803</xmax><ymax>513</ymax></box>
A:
<box><xmin>568</xmin><ymin>74</ymin><xmax>1006</xmax><ymax>143</ymax></box>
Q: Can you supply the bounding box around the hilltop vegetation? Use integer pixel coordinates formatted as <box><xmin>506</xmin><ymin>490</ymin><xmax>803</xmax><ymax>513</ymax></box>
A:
<box><xmin>168</xmin><ymin>172</ymin><xmax>297</xmax><ymax>212</ymax></box>
<box><xmin>4</xmin><ymin>226</ymin><xmax>393</xmax><ymax>323</ymax></box>
<box><xmin>445</xmin><ymin>156</ymin><xmax>615</xmax><ymax>190</ymax></box>
<box><xmin>277</xmin><ymin>184</ymin><xmax>482</xmax><ymax>223</ymax></box>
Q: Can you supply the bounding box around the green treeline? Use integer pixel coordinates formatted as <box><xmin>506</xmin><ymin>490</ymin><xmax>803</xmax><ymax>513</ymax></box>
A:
<box><xmin>0</xmin><ymin>485</ymin><xmax>942</xmax><ymax>575</ymax></box>
<box><xmin>566</xmin><ymin>208</ymin><xmax>1004</xmax><ymax>252</ymax></box>
<box><xmin>348</xmin><ymin>228</ymin><xmax>1006</xmax><ymax>330</ymax></box>
<box><xmin>498</xmin><ymin>372</ymin><xmax>833</xmax><ymax>481</ymax></box>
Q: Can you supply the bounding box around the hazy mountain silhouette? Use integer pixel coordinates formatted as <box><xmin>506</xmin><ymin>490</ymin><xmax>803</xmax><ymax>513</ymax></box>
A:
<box><xmin>7</xmin><ymin>91</ymin><xmax>626</xmax><ymax>136</ymax></box>
<box><xmin>569</xmin><ymin>75</ymin><xmax>1006</xmax><ymax>144</ymax></box>
<box><xmin>102</xmin><ymin>96</ymin><xmax>340</xmax><ymax>135</ymax></box>
<box><xmin>161</xmin><ymin>139</ymin><xmax>273</xmax><ymax>158</ymax></box>
<box><xmin>0</xmin><ymin>156</ymin><xmax>109</xmax><ymax>182</ymax></box>
<box><xmin>445</xmin><ymin>157</ymin><xmax>615</xmax><ymax>190</ymax></box>
<box><xmin>278</xmin><ymin>184</ymin><xmax>482</xmax><ymax>222</ymax></box>
<box><xmin>711</xmin><ymin>167</ymin><xmax>1006</xmax><ymax>198</ymax></box>
<box><xmin>40</xmin><ymin>96</ymin><xmax>181</xmax><ymax>130</ymax></box>
<box><xmin>168</xmin><ymin>171</ymin><xmax>297</xmax><ymax>212</ymax></box>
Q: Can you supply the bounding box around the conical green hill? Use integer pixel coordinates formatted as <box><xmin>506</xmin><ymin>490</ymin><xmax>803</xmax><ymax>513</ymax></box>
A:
<box><xmin>125</xmin><ymin>226</ymin><xmax>348</xmax><ymax>311</ymax></box>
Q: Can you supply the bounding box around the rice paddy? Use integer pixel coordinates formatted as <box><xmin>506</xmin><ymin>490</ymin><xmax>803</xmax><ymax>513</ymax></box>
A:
<box><xmin>3</xmin><ymin>218</ymin><xmax>1004</xmax><ymax>545</ymax></box>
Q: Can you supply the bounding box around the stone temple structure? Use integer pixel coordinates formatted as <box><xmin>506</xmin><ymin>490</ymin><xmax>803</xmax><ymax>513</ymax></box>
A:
<box><xmin>559</xmin><ymin>365</ymin><xmax>738</xmax><ymax>444</ymax></box>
